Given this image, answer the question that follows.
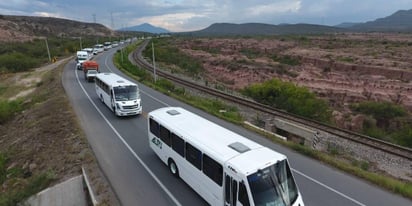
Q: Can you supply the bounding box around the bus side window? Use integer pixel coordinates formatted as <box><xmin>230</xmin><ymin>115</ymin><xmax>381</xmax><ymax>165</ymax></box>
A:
<box><xmin>232</xmin><ymin>180</ymin><xmax>238</xmax><ymax>206</ymax></box>
<box><xmin>185</xmin><ymin>143</ymin><xmax>202</xmax><ymax>170</ymax></box>
<box><xmin>159</xmin><ymin>125</ymin><xmax>171</xmax><ymax>146</ymax></box>
<box><xmin>149</xmin><ymin>118</ymin><xmax>160</xmax><ymax>137</ymax></box>
<box><xmin>202</xmin><ymin>154</ymin><xmax>223</xmax><ymax>186</ymax></box>
<box><xmin>225</xmin><ymin>175</ymin><xmax>231</xmax><ymax>204</ymax></box>
<box><xmin>171</xmin><ymin>133</ymin><xmax>185</xmax><ymax>157</ymax></box>
<box><xmin>238</xmin><ymin>181</ymin><xmax>250</xmax><ymax>206</ymax></box>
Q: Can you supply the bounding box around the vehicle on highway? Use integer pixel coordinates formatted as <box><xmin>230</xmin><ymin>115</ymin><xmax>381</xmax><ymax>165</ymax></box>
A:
<box><xmin>148</xmin><ymin>107</ymin><xmax>304</xmax><ymax>206</ymax></box>
<box><xmin>93</xmin><ymin>44</ymin><xmax>104</xmax><ymax>54</ymax></box>
<box><xmin>103</xmin><ymin>41</ymin><xmax>112</xmax><ymax>50</ymax></box>
<box><xmin>95</xmin><ymin>73</ymin><xmax>142</xmax><ymax>116</ymax></box>
<box><xmin>82</xmin><ymin>60</ymin><xmax>99</xmax><ymax>82</ymax></box>
<box><xmin>76</xmin><ymin>50</ymin><xmax>89</xmax><ymax>70</ymax></box>
<box><xmin>82</xmin><ymin>47</ymin><xmax>94</xmax><ymax>59</ymax></box>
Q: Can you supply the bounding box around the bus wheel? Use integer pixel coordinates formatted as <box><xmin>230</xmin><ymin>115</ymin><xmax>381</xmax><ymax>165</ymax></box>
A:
<box><xmin>168</xmin><ymin>159</ymin><xmax>179</xmax><ymax>178</ymax></box>
<box><xmin>100</xmin><ymin>94</ymin><xmax>104</xmax><ymax>103</ymax></box>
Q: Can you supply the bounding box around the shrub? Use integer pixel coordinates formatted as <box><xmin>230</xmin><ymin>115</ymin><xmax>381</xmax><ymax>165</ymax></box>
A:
<box><xmin>242</xmin><ymin>79</ymin><xmax>332</xmax><ymax>123</ymax></box>
<box><xmin>351</xmin><ymin>101</ymin><xmax>407</xmax><ymax>129</ymax></box>
<box><xmin>143</xmin><ymin>38</ymin><xmax>203</xmax><ymax>77</ymax></box>
<box><xmin>0</xmin><ymin>52</ymin><xmax>42</xmax><ymax>72</ymax></box>
<box><xmin>0</xmin><ymin>100</ymin><xmax>23</xmax><ymax>123</ymax></box>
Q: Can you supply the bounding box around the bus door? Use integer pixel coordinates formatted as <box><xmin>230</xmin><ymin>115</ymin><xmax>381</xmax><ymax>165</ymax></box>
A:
<box><xmin>110</xmin><ymin>89</ymin><xmax>115</xmax><ymax>108</ymax></box>
<box><xmin>224</xmin><ymin>169</ymin><xmax>251</xmax><ymax>206</ymax></box>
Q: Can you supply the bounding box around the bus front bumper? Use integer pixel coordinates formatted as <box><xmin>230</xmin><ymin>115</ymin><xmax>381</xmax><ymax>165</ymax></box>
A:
<box><xmin>115</xmin><ymin>106</ymin><xmax>142</xmax><ymax>116</ymax></box>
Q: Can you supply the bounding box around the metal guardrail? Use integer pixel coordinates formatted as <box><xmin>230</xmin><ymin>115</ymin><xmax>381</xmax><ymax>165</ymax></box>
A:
<box><xmin>132</xmin><ymin>39</ymin><xmax>412</xmax><ymax>161</ymax></box>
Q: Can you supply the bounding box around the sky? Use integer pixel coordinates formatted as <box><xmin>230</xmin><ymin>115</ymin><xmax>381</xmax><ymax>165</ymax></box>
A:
<box><xmin>1</xmin><ymin>0</ymin><xmax>411</xmax><ymax>32</ymax></box>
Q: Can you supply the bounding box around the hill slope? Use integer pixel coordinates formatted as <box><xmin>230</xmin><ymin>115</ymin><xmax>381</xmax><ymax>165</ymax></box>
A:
<box><xmin>186</xmin><ymin>23</ymin><xmax>345</xmax><ymax>36</ymax></box>
<box><xmin>350</xmin><ymin>9</ymin><xmax>412</xmax><ymax>32</ymax></box>
<box><xmin>120</xmin><ymin>23</ymin><xmax>169</xmax><ymax>33</ymax></box>
<box><xmin>0</xmin><ymin>15</ymin><xmax>115</xmax><ymax>42</ymax></box>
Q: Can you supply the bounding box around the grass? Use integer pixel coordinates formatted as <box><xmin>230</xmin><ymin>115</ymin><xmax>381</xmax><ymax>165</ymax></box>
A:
<box><xmin>115</xmin><ymin>40</ymin><xmax>412</xmax><ymax>200</ymax></box>
<box><xmin>0</xmin><ymin>152</ymin><xmax>56</xmax><ymax>206</ymax></box>
<box><xmin>0</xmin><ymin>63</ymin><xmax>65</xmax><ymax>205</ymax></box>
<box><xmin>0</xmin><ymin>99</ymin><xmax>23</xmax><ymax>124</ymax></box>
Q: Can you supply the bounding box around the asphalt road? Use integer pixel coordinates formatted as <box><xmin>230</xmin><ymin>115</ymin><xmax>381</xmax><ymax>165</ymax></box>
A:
<box><xmin>62</xmin><ymin>46</ymin><xmax>412</xmax><ymax>206</ymax></box>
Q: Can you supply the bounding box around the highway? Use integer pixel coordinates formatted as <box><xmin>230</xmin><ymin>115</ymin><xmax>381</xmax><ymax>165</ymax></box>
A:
<box><xmin>62</xmin><ymin>46</ymin><xmax>412</xmax><ymax>206</ymax></box>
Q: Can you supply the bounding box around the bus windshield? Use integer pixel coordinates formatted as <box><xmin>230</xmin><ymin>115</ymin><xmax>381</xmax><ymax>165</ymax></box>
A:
<box><xmin>247</xmin><ymin>160</ymin><xmax>298</xmax><ymax>206</ymax></box>
<box><xmin>113</xmin><ymin>85</ymin><xmax>139</xmax><ymax>101</ymax></box>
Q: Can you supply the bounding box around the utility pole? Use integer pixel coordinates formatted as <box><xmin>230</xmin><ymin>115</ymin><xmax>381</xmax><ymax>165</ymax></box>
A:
<box><xmin>79</xmin><ymin>37</ymin><xmax>83</xmax><ymax>50</ymax></box>
<box><xmin>92</xmin><ymin>14</ymin><xmax>96</xmax><ymax>23</ymax></box>
<box><xmin>152</xmin><ymin>42</ymin><xmax>157</xmax><ymax>82</ymax></box>
<box><xmin>120</xmin><ymin>47</ymin><xmax>123</xmax><ymax>63</ymax></box>
<box><xmin>110</xmin><ymin>12</ymin><xmax>114</xmax><ymax>29</ymax></box>
<box><xmin>45</xmin><ymin>38</ymin><xmax>51</xmax><ymax>63</ymax></box>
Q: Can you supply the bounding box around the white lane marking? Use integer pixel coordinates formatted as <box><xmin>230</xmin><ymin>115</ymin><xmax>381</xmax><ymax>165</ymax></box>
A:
<box><xmin>102</xmin><ymin>50</ymin><xmax>367</xmax><ymax>206</ymax></box>
<box><xmin>292</xmin><ymin>169</ymin><xmax>366</xmax><ymax>206</ymax></box>
<box><xmin>104</xmin><ymin>52</ymin><xmax>113</xmax><ymax>72</ymax></box>
<box><xmin>74</xmin><ymin>69</ymin><xmax>182</xmax><ymax>206</ymax></box>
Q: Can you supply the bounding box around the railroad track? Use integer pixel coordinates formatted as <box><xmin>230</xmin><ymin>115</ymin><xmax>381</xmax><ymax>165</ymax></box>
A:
<box><xmin>132</xmin><ymin>40</ymin><xmax>412</xmax><ymax>161</ymax></box>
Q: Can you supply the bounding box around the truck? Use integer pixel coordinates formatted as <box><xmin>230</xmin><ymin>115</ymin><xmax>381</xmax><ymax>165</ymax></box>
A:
<box><xmin>76</xmin><ymin>51</ymin><xmax>89</xmax><ymax>70</ymax></box>
<box><xmin>82</xmin><ymin>61</ymin><xmax>99</xmax><ymax>82</ymax></box>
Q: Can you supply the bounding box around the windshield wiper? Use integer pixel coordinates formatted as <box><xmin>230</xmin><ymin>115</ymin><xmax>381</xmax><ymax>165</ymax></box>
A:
<box><xmin>270</xmin><ymin>174</ymin><xmax>289</xmax><ymax>206</ymax></box>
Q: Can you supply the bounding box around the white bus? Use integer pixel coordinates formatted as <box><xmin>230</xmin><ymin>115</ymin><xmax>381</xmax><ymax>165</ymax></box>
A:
<box><xmin>148</xmin><ymin>107</ymin><xmax>304</xmax><ymax>206</ymax></box>
<box><xmin>95</xmin><ymin>73</ymin><xmax>142</xmax><ymax>116</ymax></box>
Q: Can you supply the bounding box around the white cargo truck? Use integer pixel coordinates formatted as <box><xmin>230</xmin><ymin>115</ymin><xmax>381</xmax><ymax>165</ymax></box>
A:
<box><xmin>76</xmin><ymin>51</ymin><xmax>89</xmax><ymax>70</ymax></box>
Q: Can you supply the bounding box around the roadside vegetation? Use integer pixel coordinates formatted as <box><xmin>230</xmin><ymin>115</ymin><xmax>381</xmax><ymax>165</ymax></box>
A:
<box><xmin>142</xmin><ymin>38</ymin><xmax>204</xmax><ymax>77</ymax></box>
<box><xmin>241</xmin><ymin>79</ymin><xmax>332</xmax><ymax>123</ymax></box>
<box><xmin>351</xmin><ymin>101</ymin><xmax>412</xmax><ymax>148</ymax></box>
<box><xmin>0</xmin><ymin>36</ymin><xmax>122</xmax><ymax>205</ymax></box>
<box><xmin>0</xmin><ymin>152</ymin><xmax>55</xmax><ymax>205</ymax></box>
<box><xmin>0</xmin><ymin>69</ymin><xmax>58</xmax><ymax>205</ymax></box>
<box><xmin>0</xmin><ymin>37</ymin><xmax>114</xmax><ymax>73</ymax></box>
<box><xmin>114</xmin><ymin>39</ymin><xmax>412</xmax><ymax>200</ymax></box>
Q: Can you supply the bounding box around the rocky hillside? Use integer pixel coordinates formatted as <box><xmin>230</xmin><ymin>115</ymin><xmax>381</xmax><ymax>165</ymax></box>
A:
<box><xmin>0</xmin><ymin>15</ymin><xmax>115</xmax><ymax>42</ymax></box>
<box><xmin>187</xmin><ymin>23</ymin><xmax>345</xmax><ymax>36</ymax></box>
<box><xmin>339</xmin><ymin>9</ymin><xmax>412</xmax><ymax>32</ymax></box>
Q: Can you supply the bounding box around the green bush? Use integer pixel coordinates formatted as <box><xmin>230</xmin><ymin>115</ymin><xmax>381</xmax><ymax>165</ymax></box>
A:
<box><xmin>351</xmin><ymin>101</ymin><xmax>407</xmax><ymax>129</ymax></box>
<box><xmin>0</xmin><ymin>36</ymin><xmax>114</xmax><ymax>72</ymax></box>
<box><xmin>242</xmin><ymin>79</ymin><xmax>332</xmax><ymax>123</ymax></box>
<box><xmin>0</xmin><ymin>153</ymin><xmax>8</xmax><ymax>184</ymax></box>
<box><xmin>271</xmin><ymin>54</ymin><xmax>300</xmax><ymax>66</ymax></box>
<box><xmin>391</xmin><ymin>128</ymin><xmax>412</xmax><ymax>148</ymax></box>
<box><xmin>143</xmin><ymin>38</ymin><xmax>203</xmax><ymax>76</ymax></box>
<box><xmin>0</xmin><ymin>172</ymin><xmax>55</xmax><ymax>206</ymax></box>
<box><xmin>0</xmin><ymin>52</ymin><xmax>42</xmax><ymax>72</ymax></box>
<box><xmin>0</xmin><ymin>100</ymin><xmax>23</xmax><ymax>123</ymax></box>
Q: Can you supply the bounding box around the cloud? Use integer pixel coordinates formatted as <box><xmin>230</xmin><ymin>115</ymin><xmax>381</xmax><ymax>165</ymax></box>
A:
<box><xmin>1</xmin><ymin>0</ymin><xmax>412</xmax><ymax>31</ymax></box>
<box><xmin>247</xmin><ymin>0</ymin><xmax>302</xmax><ymax>16</ymax></box>
<box><xmin>33</xmin><ymin>11</ymin><xmax>64</xmax><ymax>18</ymax></box>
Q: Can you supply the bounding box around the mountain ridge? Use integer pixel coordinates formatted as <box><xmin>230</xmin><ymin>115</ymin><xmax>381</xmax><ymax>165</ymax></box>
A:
<box><xmin>120</xmin><ymin>23</ymin><xmax>170</xmax><ymax>34</ymax></box>
<box><xmin>349</xmin><ymin>9</ymin><xmax>412</xmax><ymax>32</ymax></box>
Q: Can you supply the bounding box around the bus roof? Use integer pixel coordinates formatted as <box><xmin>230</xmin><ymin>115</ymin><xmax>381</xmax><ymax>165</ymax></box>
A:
<box><xmin>149</xmin><ymin>107</ymin><xmax>287</xmax><ymax>174</ymax></box>
<box><xmin>96</xmin><ymin>73</ymin><xmax>137</xmax><ymax>87</ymax></box>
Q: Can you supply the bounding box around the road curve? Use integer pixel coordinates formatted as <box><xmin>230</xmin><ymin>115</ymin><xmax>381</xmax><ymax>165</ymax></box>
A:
<box><xmin>62</xmin><ymin>46</ymin><xmax>412</xmax><ymax>206</ymax></box>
